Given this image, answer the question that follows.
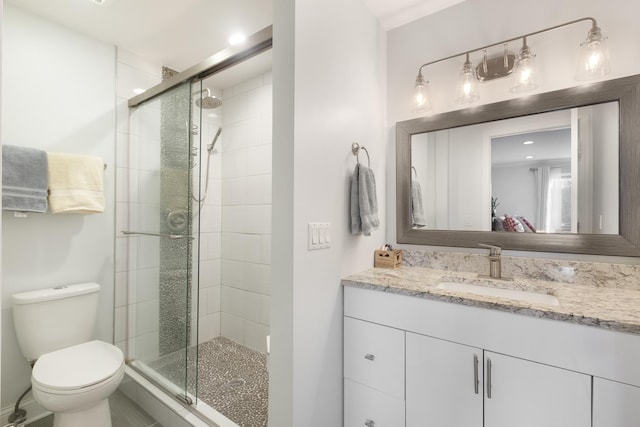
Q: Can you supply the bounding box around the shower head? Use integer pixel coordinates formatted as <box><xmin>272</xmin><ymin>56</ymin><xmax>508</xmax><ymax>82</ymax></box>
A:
<box><xmin>208</xmin><ymin>128</ymin><xmax>222</xmax><ymax>152</ymax></box>
<box><xmin>195</xmin><ymin>88</ymin><xmax>223</xmax><ymax>109</ymax></box>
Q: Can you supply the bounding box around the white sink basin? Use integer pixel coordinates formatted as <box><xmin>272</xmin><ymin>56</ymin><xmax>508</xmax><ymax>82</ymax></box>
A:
<box><xmin>436</xmin><ymin>281</ymin><xmax>560</xmax><ymax>306</ymax></box>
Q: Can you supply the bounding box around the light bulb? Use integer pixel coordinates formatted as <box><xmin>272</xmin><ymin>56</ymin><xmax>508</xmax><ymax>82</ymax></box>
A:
<box><xmin>413</xmin><ymin>72</ymin><xmax>431</xmax><ymax>112</ymax></box>
<box><xmin>455</xmin><ymin>54</ymin><xmax>480</xmax><ymax>105</ymax></box>
<box><xmin>510</xmin><ymin>39</ymin><xmax>539</xmax><ymax>94</ymax></box>
<box><xmin>575</xmin><ymin>25</ymin><xmax>611</xmax><ymax>81</ymax></box>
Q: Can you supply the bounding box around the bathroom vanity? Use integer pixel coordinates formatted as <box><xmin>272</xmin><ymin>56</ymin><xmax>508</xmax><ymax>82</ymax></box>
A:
<box><xmin>342</xmin><ymin>267</ymin><xmax>640</xmax><ymax>427</ymax></box>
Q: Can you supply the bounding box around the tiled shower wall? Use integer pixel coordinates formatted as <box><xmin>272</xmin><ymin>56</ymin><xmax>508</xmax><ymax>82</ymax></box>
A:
<box><xmin>195</xmin><ymin>98</ymin><xmax>223</xmax><ymax>344</ymax></box>
<box><xmin>219</xmin><ymin>71</ymin><xmax>273</xmax><ymax>354</ymax></box>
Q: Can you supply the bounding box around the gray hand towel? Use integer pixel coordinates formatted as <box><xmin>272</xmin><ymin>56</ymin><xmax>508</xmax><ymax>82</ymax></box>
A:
<box><xmin>350</xmin><ymin>164</ymin><xmax>362</xmax><ymax>234</ymax></box>
<box><xmin>350</xmin><ymin>163</ymin><xmax>379</xmax><ymax>236</ymax></box>
<box><xmin>411</xmin><ymin>179</ymin><xmax>427</xmax><ymax>227</ymax></box>
<box><xmin>2</xmin><ymin>145</ymin><xmax>48</xmax><ymax>213</ymax></box>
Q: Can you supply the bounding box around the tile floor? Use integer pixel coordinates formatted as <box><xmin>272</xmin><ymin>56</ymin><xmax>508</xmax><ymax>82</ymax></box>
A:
<box><xmin>24</xmin><ymin>390</ymin><xmax>162</xmax><ymax>427</ymax></box>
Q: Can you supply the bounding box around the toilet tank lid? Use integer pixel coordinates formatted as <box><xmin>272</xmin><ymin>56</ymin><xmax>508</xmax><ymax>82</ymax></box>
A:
<box><xmin>12</xmin><ymin>283</ymin><xmax>100</xmax><ymax>305</ymax></box>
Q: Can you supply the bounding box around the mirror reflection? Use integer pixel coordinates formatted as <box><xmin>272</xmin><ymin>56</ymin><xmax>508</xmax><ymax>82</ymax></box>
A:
<box><xmin>410</xmin><ymin>101</ymin><xmax>618</xmax><ymax>234</ymax></box>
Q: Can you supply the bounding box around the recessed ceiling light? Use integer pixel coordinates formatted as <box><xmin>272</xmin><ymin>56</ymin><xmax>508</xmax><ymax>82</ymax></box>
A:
<box><xmin>90</xmin><ymin>0</ymin><xmax>110</xmax><ymax>5</ymax></box>
<box><xmin>133</xmin><ymin>88</ymin><xmax>145</xmax><ymax>95</ymax></box>
<box><xmin>228</xmin><ymin>33</ymin><xmax>247</xmax><ymax>46</ymax></box>
<box><xmin>523</xmin><ymin>140</ymin><xmax>534</xmax><ymax>145</ymax></box>
<box><xmin>525</xmin><ymin>155</ymin><xmax>534</xmax><ymax>159</ymax></box>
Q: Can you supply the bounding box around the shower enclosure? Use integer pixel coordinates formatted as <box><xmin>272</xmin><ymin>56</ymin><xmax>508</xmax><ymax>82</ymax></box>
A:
<box><xmin>116</xmin><ymin>28</ymin><xmax>272</xmax><ymax>426</ymax></box>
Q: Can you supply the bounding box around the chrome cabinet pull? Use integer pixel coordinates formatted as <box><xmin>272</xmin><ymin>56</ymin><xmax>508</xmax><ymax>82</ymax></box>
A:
<box><xmin>364</xmin><ymin>420</ymin><xmax>375</xmax><ymax>427</ymax></box>
<box><xmin>473</xmin><ymin>354</ymin><xmax>479</xmax><ymax>394</ymax></box>
<box><xmin>486</xmin><ymin>358</ymin><xmax>492</xmax><ymax>399</ymax></box>
<box><xmin>364</xmin><ymin>354</ymin><xmax>375</xmax><ymax>361</ymax></box>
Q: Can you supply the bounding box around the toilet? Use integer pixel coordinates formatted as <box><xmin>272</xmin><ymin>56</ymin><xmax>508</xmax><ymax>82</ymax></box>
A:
<box><xmin>12</xmin><ymin>283</ymin><xmax>125</xmax><ymax>427</ymax></box>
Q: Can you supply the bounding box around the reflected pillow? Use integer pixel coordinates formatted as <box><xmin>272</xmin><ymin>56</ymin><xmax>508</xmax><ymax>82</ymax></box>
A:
<box><xmin>503</xmin><ymin>215</ymin><xmax>525</xmax><ymax>232</ymax></box>
<box><xmin>518</xmin><ymin>216</ymin><xmax>537</xmax><ymax>233</ymax></box>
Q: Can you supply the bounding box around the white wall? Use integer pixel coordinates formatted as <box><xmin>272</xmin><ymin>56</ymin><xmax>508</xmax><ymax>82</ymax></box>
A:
<box><xmin>0</xmin><ymin>0</ymin><xmax>4</xmax><ymax>409</ymax></box>
<box><xmin>1</xmin><ymin>4</ymin><xmax>116</xmax><ymax>405</ymax></box>
<box><xmin>386</xmin><ymin>0</ymin><xmax>640</xmax><ymax>251</ymax></box>
<box><xmin>219</xmin><ymin>71</ymin><xmax>272</xmax><ymax>353</ymax></box>
<box><xmin>271</xmin><ymin>0</ymin><xmax>386</xmax><ymax>425</ymax></box>
<box><xmin>492</xmin><ymin>165</ymin><xmax>537</xmax><ymax>224</ymax></box>
<box><xmin>590</xmin><ymin>102</ymin><xmax>618</xmax><ymax>234</ymax></box>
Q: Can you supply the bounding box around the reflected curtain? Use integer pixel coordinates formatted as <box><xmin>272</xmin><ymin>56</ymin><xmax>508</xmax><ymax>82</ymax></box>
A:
<box><xmin>533</xmin><ymin>166</ymin><xmax>564</xmax><ymax>233</ymax></box>
<box><xmin>532</xmin><ymin>166</ymin><xmax>550</xmax><ymax>231</ymax></box>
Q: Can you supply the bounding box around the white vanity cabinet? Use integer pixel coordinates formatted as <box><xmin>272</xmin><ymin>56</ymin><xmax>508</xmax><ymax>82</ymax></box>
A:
<box><xmin>405</xmin><ymin>332</ymin><xmax>590</xmax><ymax>427</ymax></box>
<box><xmin>344</xmin><ymin>285</ymin><xmax>640</xmax><ymax>427</ymax></box>
<box><xmin>593</xmin><ymin>378</ymin><xmax>640</xmax><ymax>426</ymax></box>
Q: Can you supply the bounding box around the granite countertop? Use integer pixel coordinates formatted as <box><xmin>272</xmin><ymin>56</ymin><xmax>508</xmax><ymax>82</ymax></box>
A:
<box><xmin>342</xmin><ymin>266</ymin><xmax>640</xmax><ymax>335</ymax></box>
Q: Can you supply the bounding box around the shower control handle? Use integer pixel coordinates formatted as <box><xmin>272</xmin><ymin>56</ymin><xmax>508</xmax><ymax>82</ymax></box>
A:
<box><xmin>364</xmin><ymin>419</ymin><xmax>375</xmax><ymax>427</ymax></box>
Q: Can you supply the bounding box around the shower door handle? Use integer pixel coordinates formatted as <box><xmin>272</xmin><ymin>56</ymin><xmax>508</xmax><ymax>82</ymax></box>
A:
<box><xmin>121</xmin><ymin>230</ymin><xmax>190</xmax><ymax>240</ymax></box>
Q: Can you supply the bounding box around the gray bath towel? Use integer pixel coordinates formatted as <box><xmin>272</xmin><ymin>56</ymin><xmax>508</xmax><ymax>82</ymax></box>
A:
<box><xmin>411</xmin><ymin>179</ymin><xmax>426</xmax><ymax>227</ymax></box>
<box><xmin>2</xmin><ymin>145</ymin><xmax>48</xmax><ymax>213</ymax></box>
<box><xmin>350</xmin><ymin>164</ymin><xmax>379</xmax><ymax>236</ymax></box>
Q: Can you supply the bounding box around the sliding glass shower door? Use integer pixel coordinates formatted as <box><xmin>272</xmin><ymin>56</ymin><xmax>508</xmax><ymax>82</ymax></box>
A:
<box><xmin>122</xmin><ymin>80</ymin><xmax>199</xmax><ymax>403</ymax></box>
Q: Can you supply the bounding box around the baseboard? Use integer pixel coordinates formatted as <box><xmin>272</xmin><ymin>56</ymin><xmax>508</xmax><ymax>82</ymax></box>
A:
<box><xmin>0</xmin><ymin>398</ymin><xmax>49</xmax><ymax>426</ymax></box>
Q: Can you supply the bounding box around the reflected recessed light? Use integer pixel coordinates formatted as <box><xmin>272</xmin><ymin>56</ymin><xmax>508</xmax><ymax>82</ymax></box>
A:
<box><xmin>207</xmin><ymin>113</ymin><xmax>219</xmax><ymax>119</ymax></box>
<box><xmin>228</xmin><ymin>33</ymin><xmax>247</xmax><ymax>46</ymax></box>
<box><xmin>523</xmin><ymin>140</ymin><xmax>534</xmax><ymax>145</ymax></box>
<box><xmin>525</xmin><ymin>155</ymin><xmax>534</xmax><ymax>159</ymax></box>
<box><xmin>133</xmin><ymin>88</ymin><xmax>145</xmax><ymax>95</ymax></box>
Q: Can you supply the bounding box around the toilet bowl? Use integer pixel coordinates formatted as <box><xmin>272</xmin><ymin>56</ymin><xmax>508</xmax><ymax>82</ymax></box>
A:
<box><xmin>12</xmin><ymin>283</ymin><xmax>124</xmax><ymax>426</ymax></box>
<box><xmin>31</xmin><ymin>340</ymin><xmax>125</xmax><ymax>427</ymax></box>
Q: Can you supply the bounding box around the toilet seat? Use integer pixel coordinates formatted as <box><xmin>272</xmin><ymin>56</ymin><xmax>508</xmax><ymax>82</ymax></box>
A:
<box><xmin>32</xmin><ymin>340</ymin><xmax>124</xmax><ymax>394</ymax></box>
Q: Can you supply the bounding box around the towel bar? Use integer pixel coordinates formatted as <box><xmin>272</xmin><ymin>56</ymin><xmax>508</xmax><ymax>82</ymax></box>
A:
<box><xmin>121</xmin><ymin>230</ymin><xmax>191</xmax><ymax>240</ymax></box>
<box><xmin>351</xmin><ymin>142</ymin><xmax>370</xmax><ymax>167</ymax></box>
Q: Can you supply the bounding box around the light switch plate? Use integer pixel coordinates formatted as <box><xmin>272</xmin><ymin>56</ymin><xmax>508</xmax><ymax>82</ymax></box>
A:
<box><xmin>308</xmin><ymin>222</ymin><xmax>331</xmax><ymax>250</ymax></box>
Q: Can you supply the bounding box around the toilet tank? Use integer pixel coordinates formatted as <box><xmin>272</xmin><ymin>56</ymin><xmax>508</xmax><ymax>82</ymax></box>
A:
<box><xmin>12</xmin><ymin>283</ymin><xmax>100</xmax><ymax>361</ymax></box>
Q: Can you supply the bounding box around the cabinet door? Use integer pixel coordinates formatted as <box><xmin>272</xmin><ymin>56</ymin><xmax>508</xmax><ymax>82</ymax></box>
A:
<box><xmin>484</xmin><ymin>352</ymin><xmax>591</xmax><ymax>427</ymax></box>
<box><xmin>345</xmin><ymin>379</ymin><xmax>405</xmax><ymax>427</ymax></box>
<box><xmin>593</xmin><ymin>377</ymin><xmax>640</xmax><ymax>426</ymax></box>
<box><xmin>406</xmin><ymin>332</ymin><xmax>483</xmax><ymax>427</ymax></box>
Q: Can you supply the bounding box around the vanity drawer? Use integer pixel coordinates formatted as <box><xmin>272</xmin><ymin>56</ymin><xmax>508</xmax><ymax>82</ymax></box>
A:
<box><xmin>345</xmin><ymin>379</ymin><xmax>405</xmax><ymax>427</ymax></box>
<box><xmin>344</xmin><ymin>316</ymin><xmax>405</xmax><ymax>398</ymax></box>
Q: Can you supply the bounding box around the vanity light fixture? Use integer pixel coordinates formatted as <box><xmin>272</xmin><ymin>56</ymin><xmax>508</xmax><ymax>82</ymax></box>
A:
<box><xmin>412</xmin><ymin>17</ymin><xmax>611</xmax><ymax>111</ymax></box>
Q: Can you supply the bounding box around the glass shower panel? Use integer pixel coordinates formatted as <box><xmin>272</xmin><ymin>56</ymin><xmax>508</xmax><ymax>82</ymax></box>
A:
<box><xmin>125</xmin><ymin>81</ymin><xmax>199</xmax><ymax>403</ymax></box>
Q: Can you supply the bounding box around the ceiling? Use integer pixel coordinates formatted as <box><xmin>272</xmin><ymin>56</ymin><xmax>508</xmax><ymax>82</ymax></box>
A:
<box><xmin>6</xmin><ymin>0</ymin><xmax>465</xmax><ymax>87</ymax></box>
<box><xmin>492</xmin><ymin>128</ymin><xmax>572</xmax><ymax>166</ymax></box>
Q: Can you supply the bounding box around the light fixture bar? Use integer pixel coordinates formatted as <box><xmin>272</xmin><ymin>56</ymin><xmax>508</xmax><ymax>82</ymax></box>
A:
<box><xmin>415</xmin><ymin>17</ymin><xmax>598</xmax><ymax>75</ymax></box>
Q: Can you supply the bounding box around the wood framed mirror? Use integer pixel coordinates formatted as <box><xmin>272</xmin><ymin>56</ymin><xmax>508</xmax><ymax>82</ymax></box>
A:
<box><xmin>396</xmin><ymin>74</ymin><xmax>640</xmax><ymax>256</ymax></box>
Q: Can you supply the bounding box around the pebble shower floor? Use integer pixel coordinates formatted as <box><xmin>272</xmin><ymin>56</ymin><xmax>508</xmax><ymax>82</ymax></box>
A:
<box><xmin>151</xmin><ymin>337</ymin><xmax>268</xmax><ymax>427</ymax></box>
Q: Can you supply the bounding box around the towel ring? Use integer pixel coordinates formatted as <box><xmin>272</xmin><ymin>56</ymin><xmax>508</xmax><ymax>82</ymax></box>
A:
<box><xmin>351</xmin><ymin>142</ymin><xmax>370</xmax><ymax>167</ymax></box>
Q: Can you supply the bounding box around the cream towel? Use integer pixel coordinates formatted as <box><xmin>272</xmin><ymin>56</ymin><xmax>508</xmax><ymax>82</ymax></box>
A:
<box><xmin>47</xmin><ymin>152</ymin><xmax>105</xmax><ymax>214</ymax></box>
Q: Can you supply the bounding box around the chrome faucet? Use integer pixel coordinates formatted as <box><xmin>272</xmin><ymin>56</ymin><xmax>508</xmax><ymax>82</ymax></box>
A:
<box><xmin>479</xmin><ymin>243</ymin><xmax>503</xmax><ymax>279</ymax></box>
